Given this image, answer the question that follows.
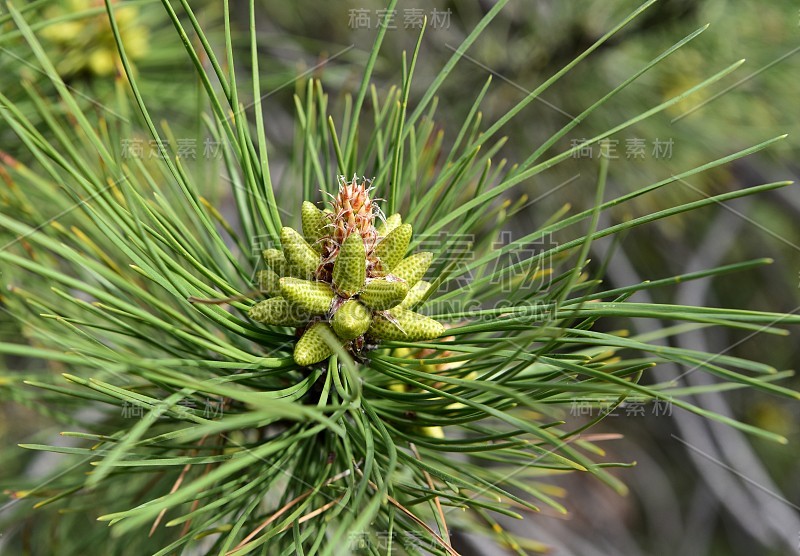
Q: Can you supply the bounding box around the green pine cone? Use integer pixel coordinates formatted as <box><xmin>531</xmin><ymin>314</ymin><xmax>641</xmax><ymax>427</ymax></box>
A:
<box><xmin>330</xmin><ymin>299</ymin><xmax>372</xmax><ymax>340</ymax></box>
<box><xmin>377</xmin><ymin>213</ymin><xmax>402</xmax><ymax>236</ymax></box>
<box><xmin>262</xmin><ymin>248</ymin><xmax>286</xmax><ymax>276</ymax></box>
<box><xmin>359</xmin><ymin>277</ymin><xmax>409</xmax><ymax>310</ymax></box>
<box><xmin>253</xmin><ymin>184</ymin><xmax>444</xmax><ymax>367</ymax></box>
<box><xmin>256</xmin><ymin>269</ymin><xmax>281</xmax><ymax>297</ymax></box>
<box><xmin>279</xmin><ymin>277</ymin><xmax>335</xmax><ymax>315</ymax></box>
<box><xmin>391</xmin><ymin>252</ymin><xmax>432</xmax><ymax>288</ymax></box>
<box><xmin>294</xmin><ymin>322</ymin><xmax>337</xmax><ymax>367</ymax></box>
<box><xmin>400</xmin><ymin>280</ymin><xmax>431</xmax><ymax>309</ymax></box>
<box><xmin>332</xmin><ymin>232</ymin><xmax>366</xmax><ymax>297</ymax></box>
<box><xmin>280</xmin><ymin>226</ymin><xmax>318</xmax><ymax>279</ymax></box>
<box><xmin>374</xmin><ymin>223</ymin><xmax>412</xmax><ymax>272</ymax></box>
<box><xmin>248</xmin><ymin>297</ymin><xmax>309</xmax><ymax>327</ymax></box>
<box><xmin>301</xmin><ymin>201</ymin><xmax>328</xmax><ymax>252</ymax></box>
<box><xmin>368</xmin><ymin>307</ymin><xmax>445</xmax><ymax>341</ymax></box>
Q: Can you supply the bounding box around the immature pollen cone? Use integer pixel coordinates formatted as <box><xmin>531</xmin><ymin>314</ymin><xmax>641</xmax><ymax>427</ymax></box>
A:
<box><xmin>249</xmin><ymin>175</ymin><xmax>445</xmax><ymax>366</ymax></box>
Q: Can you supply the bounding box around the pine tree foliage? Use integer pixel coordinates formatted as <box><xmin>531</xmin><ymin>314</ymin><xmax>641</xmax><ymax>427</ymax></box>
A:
<box><xmin>0</xmin><ymin>1</ymin><xmax>797</xmax><ymax>554</ymax></box>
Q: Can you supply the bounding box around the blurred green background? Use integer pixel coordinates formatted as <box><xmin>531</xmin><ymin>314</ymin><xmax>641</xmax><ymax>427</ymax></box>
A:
<box><xmin>2</xmin><ymin>1</ymin><xmax>799</xmax><ymax>554</ymax></box>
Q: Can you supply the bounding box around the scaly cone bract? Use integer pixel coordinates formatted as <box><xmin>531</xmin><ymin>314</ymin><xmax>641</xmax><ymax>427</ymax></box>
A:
<box><xmin>360</xmin><ymin>278</ymin><xmax>409</xmax><ymax>311</ymax></box>
<box><xmin>294</xmin><ymin>322</ymin><xmax>337</xmax><ymax>367</ymax></box>
<box><xmin>369</xmin><ymin>307</ymin><xmax>446</xmax><ymax>341</ymax></box>
<box><xmin>400</xmin><ymin>281</ymin><xmax>431</xmax><ymax>309</ymax></box>
<box><xmin>377</xmin><ymin>213</ymin><xmax>402</xmax><ymax>236</ymax></box>
<box><xmin>248</xmin><ymin>297</ymin><xmax>309</xmax><ymax>327</ymax></box>
<box><xmin>249</xmin><ymin>175</ymin><xmax>444</xmax><ymax>366</ymax></box>
<box><xmin>279</xmin><ymin>278</ymin><xmax>335</xmax><ymax>315</ymax></box>
<box><xmin>256</xmin><ymin>269</ymin><xmax>280</xmax><ymax>297</ymax></box>
<box><xmin>280</xmin><ymin>226</ymin><xmax>318</xmax><ymax>279</ymax></box>
<box><xmin>392</xmin><ymin>252</ymin><xmax>433</xmax><ymax>287</ymax></box>
<box><xmin>331</xmin><ymin>299</ymin><xmax>371</xmax><ymax>340</ymax></box>
<box><xmin>374</xmin><ymin>223</ymin><xmax>412</xmax><ymax>272</ymax></box>
<box><xmin>262</xmin><ymin>248</ymin><xmax>286</xmax><ymax>276</ymax></box>
<box><xmin>332</xmin><ymin>232</ymin><xmax>366</xmax><ymax>297</ymax></box>
<box><xmin>301</xmin><ymin>201</ymin><xmax>328</xmax><ymax>252</ymax></box>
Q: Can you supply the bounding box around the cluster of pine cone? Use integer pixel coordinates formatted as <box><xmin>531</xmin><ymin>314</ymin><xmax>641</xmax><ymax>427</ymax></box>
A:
<box><xmin>249</xmin><ymin>176</ymin><xmax>444</xmax><ymax>366</ymax></box>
